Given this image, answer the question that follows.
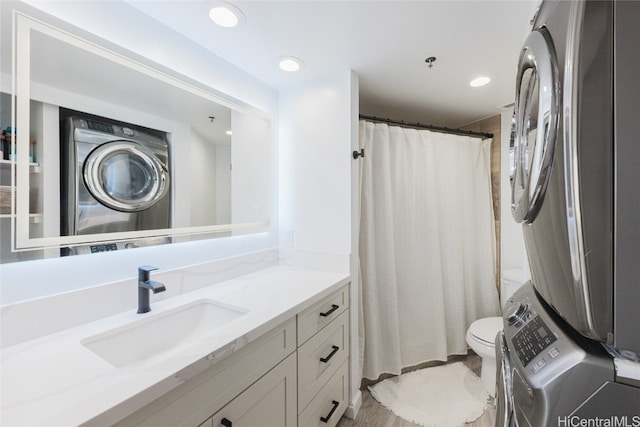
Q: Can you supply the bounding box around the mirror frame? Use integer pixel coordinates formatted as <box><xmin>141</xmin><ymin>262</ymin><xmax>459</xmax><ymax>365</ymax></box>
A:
<box><xmin>10</xmin><ymin>10</ymin><xmax>272</xmax><ymax>252</ymax></box>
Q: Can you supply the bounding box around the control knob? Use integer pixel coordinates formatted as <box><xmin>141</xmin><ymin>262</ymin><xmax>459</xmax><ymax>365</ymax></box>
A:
<box><xmin>505</xmin><ymin>302</ymin><xmax>529</xmax><ymax>326</ymax></box>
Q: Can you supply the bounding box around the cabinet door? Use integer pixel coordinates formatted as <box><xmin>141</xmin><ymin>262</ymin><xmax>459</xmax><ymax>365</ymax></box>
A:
<box><xmin>208</xmin><ymin>352</ymin><xmax>297</xmax><ymax>427</ymax></box>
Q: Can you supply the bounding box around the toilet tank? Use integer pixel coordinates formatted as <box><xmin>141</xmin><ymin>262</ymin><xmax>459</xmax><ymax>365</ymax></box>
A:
<box><xmin>501</xmin><ymin>268</ymin><xmax>525</xmax><ymax>309</ymax></box>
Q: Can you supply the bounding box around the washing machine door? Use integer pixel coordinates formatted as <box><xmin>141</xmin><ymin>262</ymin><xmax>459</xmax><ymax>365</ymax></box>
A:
<box><xmin>83</xmin><ymin>141</ymin><xmax>169</xmax><ymax>212</ymax></box>
<box><xmin>511</xmin><ymin>28</ymin><xmax>560</xmax><ymax>224</ymax></box>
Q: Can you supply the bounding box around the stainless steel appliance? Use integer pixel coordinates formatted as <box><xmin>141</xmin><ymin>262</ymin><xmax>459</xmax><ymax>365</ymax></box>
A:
<box><xmin>496</xmin><ymin>284</ymin><xmax>640</xmax><ymax>426</ymax></box>
<box><xmin>60</xmin><ymin>111</ymin><xmax>171</xmax><ymax>254</ymax></box>
<box><xmin>500</xmin><ymin>0</ymin><xmax>640</xmax><ymax>424</ymax></box>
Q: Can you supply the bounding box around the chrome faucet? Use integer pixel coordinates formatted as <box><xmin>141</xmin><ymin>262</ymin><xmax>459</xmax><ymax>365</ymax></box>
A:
<box><xmin>137</xmin><ymin>265</ymin><xmax>166</xmax><ymax>314</ymax></box>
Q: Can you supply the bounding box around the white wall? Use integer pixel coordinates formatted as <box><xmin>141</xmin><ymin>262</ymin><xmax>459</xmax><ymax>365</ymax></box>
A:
<box><xmin>278</xmin><ymin>70</ymin><xmax>360</xmax><ymax>416</ymax></box>
<box><xmin>215</xmin><ymin>146</ymin><xmax>232</xmax><ymax>224</ymax></box>
<box><xmin>1</xmin><ymin>1</ymin><xmax>279</xmax><ymax>303</ymax></box>
<box><xmin>278</xmin><ymin>72</ymin><xmax>353</xmax><ymax>255</ymax></box>
<box><xmin>189</xmin><ymin>130</ymin><xmax>218</xmax><ymax>227</ymax></box>
<box><xmin>171</xmin><ymin>123</ymin><xmax>195</xmax><ymax>229</ymax></box>
<box><xmin>231</xmin><ymin>111</ymin><xmax>271</xmax><ymax>225</ymax></box>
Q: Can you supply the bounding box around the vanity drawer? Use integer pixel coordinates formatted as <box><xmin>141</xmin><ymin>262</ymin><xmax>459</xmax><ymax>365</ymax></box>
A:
<box><xmin>297</xmin><ymin>285</ymin><xmax>348</xmax><ymax>345</ymax></box>
<box><xmin>298</xmin><ymin>309</ymin><xmax>349</xmax><ymax>412</ymax></box>
<box><xmin>298</xmin><ymin>359</ymin><xmax>349</xmax><ymax>427</ymax></box>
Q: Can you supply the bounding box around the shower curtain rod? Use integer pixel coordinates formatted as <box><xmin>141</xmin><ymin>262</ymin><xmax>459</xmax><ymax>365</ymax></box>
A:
<box><xmin>359</xmin><ymin>114</ymin><xmax>493</xmax><ymax>139</ymax></box>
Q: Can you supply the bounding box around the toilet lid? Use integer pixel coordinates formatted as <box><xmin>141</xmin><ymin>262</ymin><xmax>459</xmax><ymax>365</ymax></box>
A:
<box><xmin>469</xmin><ymin>317</ymin><xmax>503</xmax><ymax>344</ymax></box>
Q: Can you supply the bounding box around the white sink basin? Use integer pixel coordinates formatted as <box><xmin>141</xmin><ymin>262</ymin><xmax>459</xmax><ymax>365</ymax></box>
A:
<box><xmin>82</xmin><ymin>299</ymin><xmax>248</xmax><ymax>367</ymax></box>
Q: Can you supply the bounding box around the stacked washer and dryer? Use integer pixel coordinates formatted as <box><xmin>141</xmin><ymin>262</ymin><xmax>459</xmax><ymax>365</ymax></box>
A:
<box><xmin>60</xmin><ymin>111</ymin><xmax>171</xmax><ymax>255</ymax></box>
<box><xmin>497</xmin><ymin>0</ymin><xmax>640</xmax><ymax>425</ymax></box>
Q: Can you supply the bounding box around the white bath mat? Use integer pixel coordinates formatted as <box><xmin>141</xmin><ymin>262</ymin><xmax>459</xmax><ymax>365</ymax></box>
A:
<box><xmin>368</xmin><ymin>362</ymin><xmax>489</xmax><ymax>427</ymax></box>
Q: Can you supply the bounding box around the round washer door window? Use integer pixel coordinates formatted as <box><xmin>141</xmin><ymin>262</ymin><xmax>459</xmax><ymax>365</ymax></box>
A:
<box><xmin>511</xmin><ymin>27</ymin><xmax>560</xmax><ymax>224</ymax></box>
<box><xmin>84</xmin><ymin>141</ymin><xmax>169</xmax><ymax>212</ymax></box>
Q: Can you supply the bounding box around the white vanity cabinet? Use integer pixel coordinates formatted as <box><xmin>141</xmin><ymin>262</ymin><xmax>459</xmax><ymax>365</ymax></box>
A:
<box><xmin>112</xmin><ymin>284</ymin><xmax>350</xmax><ymax>427</ymax></box>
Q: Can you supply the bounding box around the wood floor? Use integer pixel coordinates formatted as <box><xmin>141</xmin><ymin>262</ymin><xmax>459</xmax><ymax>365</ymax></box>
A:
<box><xmin>336</xmin><ymin>354</ymin><xmax>495</xmax><ymax>427</ymax></box>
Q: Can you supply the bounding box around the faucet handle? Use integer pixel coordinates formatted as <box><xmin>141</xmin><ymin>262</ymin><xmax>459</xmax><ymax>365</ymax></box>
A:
<box><xmin>138</xmin><ymin>265</ymin><xmax>159</xmax><ymax>273</ymax></box>
<box><xmin>138</xmin><ymin>265</ymin><xmax>159</xmax><ymax>282</ymax></box>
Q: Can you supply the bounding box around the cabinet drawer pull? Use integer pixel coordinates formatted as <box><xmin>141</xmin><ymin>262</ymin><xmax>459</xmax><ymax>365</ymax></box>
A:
<box><xmin>320</xmin><ymin>345</ymin><xmax>340</xmax><ymax>363</ymax></box>
<box><xmin>320</xmin><ymin>400</ymin><xmax>340</xmax><ymax>423</ymax></box>
<box><xmin>221</xmin><ymin>418</ymin><xmax>232</xmax><ymax>427</ymax></box>
<box><xmin>319</xmin><ymin>304</ymin><xmax>339</xmax><ymax>317</ymax></box>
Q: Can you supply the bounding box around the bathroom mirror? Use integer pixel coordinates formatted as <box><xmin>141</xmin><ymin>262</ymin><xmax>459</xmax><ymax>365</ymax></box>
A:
<box><xmin>0</xmin><ymin>8</ymin><xmax>272</xmax><ymax>263</ymax></box>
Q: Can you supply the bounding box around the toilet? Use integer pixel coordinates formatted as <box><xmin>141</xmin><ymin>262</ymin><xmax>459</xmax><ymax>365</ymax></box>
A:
<box><xmin>466</xmin><ymin>269</ymin><xmax>524</xmax><ymax>395</ymax></box>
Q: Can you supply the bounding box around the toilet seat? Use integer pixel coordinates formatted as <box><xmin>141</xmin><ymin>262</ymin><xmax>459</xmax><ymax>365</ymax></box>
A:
<box><xmin>469</xmin><ymin>317</ymin><xmax>503</xmax><ymax>345</ymax></box>
<box><xmin>465</xmin><ymin>270</ymin><xmax>524</xmax><ymax>396</ymax></box>
<box><xmin>466</xmin><ymin>317</ymin><xmax>504</xmax><ymax>396</ymax></box>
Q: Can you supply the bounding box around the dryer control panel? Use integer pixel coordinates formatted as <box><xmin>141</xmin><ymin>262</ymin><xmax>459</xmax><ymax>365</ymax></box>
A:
<box><xmin>511</xmin><ymin>315</ymin><xmax>557</xmax><ymax>366</ymax></box>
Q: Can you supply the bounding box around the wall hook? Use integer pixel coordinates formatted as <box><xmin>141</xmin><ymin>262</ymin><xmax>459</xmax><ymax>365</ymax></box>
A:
<box><xmin>352</xmin><ymin>149</ymin><xmax>365</xmax><ymax>159</ymax></box>
<box><xmin>425</xmin><ymin>56</ymin><xmax>437</xmax><ymax>69</ymax></box>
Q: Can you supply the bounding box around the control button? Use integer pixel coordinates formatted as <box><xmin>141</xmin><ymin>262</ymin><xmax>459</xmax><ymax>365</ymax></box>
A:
<box><xmin>506</xmin><ymin>302</ymin><xmax>530</xmax><ymax>326</ymax></box>
<box><xmin>122</xmin><ymin>127</ymin><xmax>134</xmax><ymax>137</ymax></box>
<box><xmin>531</xmin><ymin>358</ymin><xmax>546</xmax><ymax>373</ymax></box>
<box><xmin>548</xmin><ymin>347</ymin><xmax>559</xmax><ymax>359</ymax></box>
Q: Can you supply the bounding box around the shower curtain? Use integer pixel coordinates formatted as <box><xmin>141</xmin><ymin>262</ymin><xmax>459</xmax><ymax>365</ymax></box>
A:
<box><xmin>359</xmin><ymin>120</ymin><xmax>500</xmax><ymax>381</ymax></box>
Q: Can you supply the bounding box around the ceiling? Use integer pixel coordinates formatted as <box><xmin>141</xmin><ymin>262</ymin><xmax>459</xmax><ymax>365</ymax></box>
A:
<box><xmin>128</xmin><ymin>1</ymin><xmax>537</xmax><ymax>128</ymax></box>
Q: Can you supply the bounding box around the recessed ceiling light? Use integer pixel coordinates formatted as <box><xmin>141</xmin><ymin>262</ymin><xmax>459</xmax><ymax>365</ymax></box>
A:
<box><xmin>470</xmin><ymin>76</ymin><xmax>491</xmax><ymax>87</ymax></box>
<box><xmin>225</xmin><ymin>130</ymin><xmax>232</xmax><ymax>136</ymax></box>
<box><xmin>209</xmin><ymin>2</ymin><xmax>244</xmax><ymax>28</ymax></box>
<box><xmin>278</xmin><ymin>56</ymin><xmax>304</xmax><ymax>72</ymax></box>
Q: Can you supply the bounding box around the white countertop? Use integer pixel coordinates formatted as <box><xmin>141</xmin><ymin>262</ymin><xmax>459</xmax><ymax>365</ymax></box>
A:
<box><xmin>1</xmin><ymin>265</ymin><xmax>349</xmax><ymax>426</ymax></box>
